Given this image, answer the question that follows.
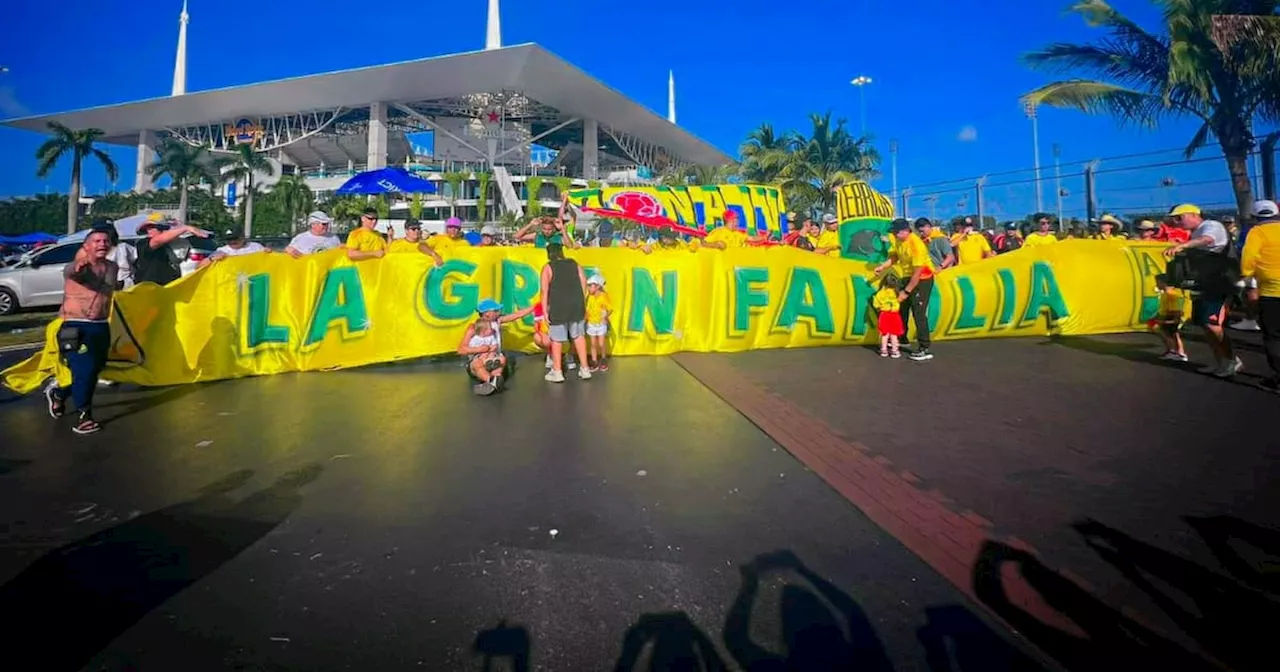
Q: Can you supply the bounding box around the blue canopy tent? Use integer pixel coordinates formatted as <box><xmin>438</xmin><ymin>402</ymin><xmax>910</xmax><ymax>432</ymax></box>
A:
<box><xmin>336</xmin><ymin>167</ymin><xmax>438</xmax><ymax>195</ymax></box>
<box><xmin>0</xmin><ymin>232</ymin><xmax>58</xmax><ymax>245</ymax></box>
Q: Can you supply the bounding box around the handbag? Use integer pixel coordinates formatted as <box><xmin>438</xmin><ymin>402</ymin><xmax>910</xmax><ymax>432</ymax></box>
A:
<box><xmin>56</xmin><ymin>324</ymin><xmax>82</xmax><ymax>355</ymax></box>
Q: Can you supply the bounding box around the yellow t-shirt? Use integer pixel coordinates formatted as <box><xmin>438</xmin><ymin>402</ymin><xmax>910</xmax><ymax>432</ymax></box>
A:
<box><xmin>872</xmin><ymin>287</ymin><xmax>900</xmax><ymax>312</ymax></box>
<box><xmin>653</xmin><ymin>239</ymin><xmax>690</xmax><ymax>252</ymax></box>
<box><xmin>346</xmin><ymin>227</ymin><xmax>387</xmax><ymax>253</ymax></box>
<box><xmin>1241</xmin><ymin>221</ymin><xmax>1280</xmax><ymax>298</ymax></box>
<box><xmin>890</xmin><ymin>233</ymin><xmax>936</xmax><ymax>279</ymax></box>
<box><xmin>704</xmin><ymin>227</ymin><xmax>748</xmax><ymax>249</ymax></box>
<box><xmin>388</xmin><ymin>239</ymin><xmax>424</xmax><ymax>253</ymax></box>
<box><xmin>1158</xmin><ymin>287</ymin><xmax>1187</xmax><ymax>318</ymax></box>
<box><xmin>1023</xmin><ymin>232</ymin><xmax>1058</xmax><ymax>247</ymax></box>
<box><xmin>955</xmin><ymin>234</ymin><xmax>993</xmax><ymax>265</ymax></box>
<box><xmin>427</xmin><ymin>234</ymin><xmax>470</xmax><ymax>250</ymax></box>
<box><xmin>814</xmin><ymin>230</ymin><xmax>841</xmax><ymax>256</ymax></box>
<box><xmin>586</xmin><ymin>292</ymin><xmax>613</xmax><ymax>324</ymax></box>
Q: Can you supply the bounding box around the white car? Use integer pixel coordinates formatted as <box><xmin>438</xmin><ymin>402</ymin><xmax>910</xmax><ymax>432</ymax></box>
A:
<box><xmin>0</xmin><ymin>236</ymin><xmax>216</xmax><ymax>315</ymax></box>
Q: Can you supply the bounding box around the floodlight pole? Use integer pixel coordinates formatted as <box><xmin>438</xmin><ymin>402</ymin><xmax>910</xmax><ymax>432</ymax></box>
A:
<box><xmin>889</xmin><ymin>138</ymin><xmax>899</xmax><ymax>205</ymax></box>
<box><xmin>976</xmin><ymin>176</ymin><xmax>987</xmax><ymax>230</ymax></box>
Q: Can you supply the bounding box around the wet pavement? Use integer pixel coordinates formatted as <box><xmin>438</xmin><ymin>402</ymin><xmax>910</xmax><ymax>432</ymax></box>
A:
<box><xmin>0</xmin><ymin>356</ymin><xmax>1044</xmax><ymax>671</ymax></box>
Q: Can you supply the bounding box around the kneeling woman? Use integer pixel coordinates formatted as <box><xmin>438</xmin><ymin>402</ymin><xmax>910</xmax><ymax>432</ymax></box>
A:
<box><xmin>458</xmin><ymin>298</ymin><xmax>535</xmax><ymax>394</ymax></box>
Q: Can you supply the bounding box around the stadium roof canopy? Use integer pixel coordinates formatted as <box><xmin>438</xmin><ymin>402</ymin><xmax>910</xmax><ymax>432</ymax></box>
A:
<box><xmin>2</xmin><ymin>44</ymin><xmax>732</xmax><ymax>171</ymax></box>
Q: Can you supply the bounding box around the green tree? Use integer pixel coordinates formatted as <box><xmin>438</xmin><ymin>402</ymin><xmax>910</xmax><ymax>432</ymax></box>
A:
<box><xmin>34</xmin><ymin>122</ymin><xmax>120</xmax><ymax>234</ymax></box>
<box><xmin>739</xmin><ymin>123</ymin><xmax>795</xmax><ymax>183</ymax></box>
<box><xmin>764</xmin><ymin>112</ymin><xmax>880</xmax><ymax>215</ymax></box>
<box><xmin>271</xmin><ymin>174</ymin><xmax>313</xmax><ymax>234</ymax></box>
<box><xmin>476</xmin><ymin>172</ymin><xmax>492</xmax><ymax>223</ymax></box>
<box><xmin>525</xmin><ymin>176</ymin><xmax>544</xmax><ymax>217</ymax></box>
<box><xmin>1022</xmin><ymin>0</ymin><xmax>1280</xmax><ymax>217</ymax></box>
<box><xmin>443</xmin><ymin>172</ymin><xmax>466</xmax><ymax>220</ymax></box>
<box><xmin>146</xmin><ymin>139</ymin><xmax>214</xmax><ymax>226</ymax></box>
<box><xmin>214</xmin><ymin>143</ymin><xmax>275</xmax><ymax>236</ymax></box>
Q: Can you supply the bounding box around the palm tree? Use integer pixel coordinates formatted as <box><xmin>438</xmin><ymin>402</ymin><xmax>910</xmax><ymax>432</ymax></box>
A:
<box><xmin>739</xmin><ymin>123</ymin><xmax>795</xmax><ymax>183</ymax></box>
<box><xmin>657</xmin><ymin>163</ymin><xmax>739</xmax><ymax>186</ymax></box>
<box><xmin>271</xmin><ymin>174</ymin><xmax>313</xmax><ymax>234</ymax></box>
<box><xmin>146</xmin><ymin>139</ymin><xmax>213</xmax><ymax>226</ymax></box>
<box><xmin>34</xmin><ymin>122</ymin><xmax>119</xmax><ymax>234</ymax></box>
<box><xmin>214</xmin><ymin>143</ymin><xmax>275</xmax><ymax>237</ymax></box>
<box><xmin>1022</xmin><ymin>0</ymin><xmax>1280</xmax><ymax>218</ymax></box>
<box><xmin>769</xmin><ymin>112</ymin><xmax>880</xmax><ymax>215</ymax></box>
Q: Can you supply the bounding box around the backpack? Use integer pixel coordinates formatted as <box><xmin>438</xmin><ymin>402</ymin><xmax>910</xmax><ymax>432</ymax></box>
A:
<box><xmin>1167</xmin><ymin>247</ymin><xmax>1240</xmax><ymax>294</ymax></box>
<box><xmin>996</xmin><ymin>233</ymin><xmax>1022</xmax><ymax>254</ymax></box>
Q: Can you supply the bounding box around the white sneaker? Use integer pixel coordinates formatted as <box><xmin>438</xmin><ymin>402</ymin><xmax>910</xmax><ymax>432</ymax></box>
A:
<box><xmin>1160</xmin><ymin>351</ymin><xmax>1188</xmax><ymax>362</ymax></box>
<box><xmin>577</xmin><ymin>367</ymin><xmax>592</xmax><ymax>380</ymax></box>
<box><xmin>545</xmin><ymin>354</ymin><xmax>553</xmax><ymax>369</ymax></box>
<box><xmin>1213</xmin><ymin>357</ymin><xmax>1243</xmax><ymax>378</ymax></box>
<box><xmin>1229</xmin><ymin>319</ymin><xmax>1261</xmax><ymax>332</ymax></box>
<box><xmin>544</xmin><ymin>369</ymin><xmax>565</xmax><ymax>383</ymax></box>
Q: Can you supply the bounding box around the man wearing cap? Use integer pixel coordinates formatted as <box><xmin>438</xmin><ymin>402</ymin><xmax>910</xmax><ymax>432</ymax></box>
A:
<box><xmin>1240</xmin><ymin>199</ymin><xmax>1280</xmax><ymax>390</ymax></box>
<box><xmin>994</xmin><ymin>222</ymin><xmax>1024</xmax><ymax>254</ymax></box>
<box><xmin>1024</xmin><ymin>217</ymin><xmax>1058</xmax><ymax>247</ymax></box>
<box><xmin>954</xmin><ymin>218</ymin><xmax>994</xmax><ymax>264</ymax></box>
<box><xmin>874</xmin><ymin>218</ymin><xmax>938</xmax><ymax>360</ymax></box>
<box><xmin>1092</xmin><ymin>214</ymin><xmax>1126</xmax><ymax>240</ymax></box>
<box><xmin>345</xmin><ymin>207</ymin><xmax>387</xmax><ymax>261</ymax></box>
<box><xmin>915</xmin><ymin>218</ymin><xmax>955</xmax><ymax>269</ymax></box>
<box><xmin>1164</xmin><ymin>203</ymin><xmax>1242</xmax><ymax>377</ymax></box>
<box><xmin>428</xmin><ymin>216</ymin><xmax>473</xmax><ymax>251</ymax></box>
<box><xmin>135</xmin><ymin>216</ymin><xmax>210</xmax><ymax>285</ymax></box>
<box><xmin>540</xmin><ymin>243</ymin><xmax>592</xmax><ymax>383</ymax></box>
<box><xmin>201</xmin><ymin>228</ymin><xmax>266</xmax><ymax>267</ymax></box>
<box><xmin>387</xmin><ymin>219</ymin><xmax>444</xmax><ymax>266</ymax></box>
<box><xmin>286</xmin><ymin>211</ymin><xmax>342</xmax><ymax>257</ymax></box>
<box><xmin>702</xmin><ymin>210</ymin><xmax>753</xmax><ymax>250</ymax></box>
<box><xmin>812</xmin><ymin>214</ymin><xmax>844</xmax><ymax>257</ymax></box>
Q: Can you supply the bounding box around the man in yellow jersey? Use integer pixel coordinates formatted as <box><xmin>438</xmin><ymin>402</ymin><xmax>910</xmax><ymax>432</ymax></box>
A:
<box><xmin>387</xmin><ymin>219</ymin><xmax>444</xmax><ymax>266</ymax></box>
<box><xmin>427</xmin><ymin>216</ymin><xmax>472</xmax><ymax>252</ymax></box>
<box><xmin>1023</xmin><ymin>216</ymin><xmax>1058</xmax><ymax>247</ymax></box>
<box><xmin>1241</xmin><ymin>200</ymin><xmax>1280</xmax><ymax>390</ymax></box>
<box><xmin>1092</xmin><ymin>214</ymin><xmax>1126</xmax><ymax>240</ymax></box>
<box><xmin>641</xmin><ymin>227</ymin><xmax>694</xmax><ymax>253</ymax></box>
<box><xmin>346</xmin><ymin>207</ymin><xmax>387</xmax><ymax>261</ymax></box>
<box><xmin>874</xmin><ymin>219</ymin><xmax>938</xmax><ymax>360</ymax></box>
<box><xmin>954</xmin><ymin>218</ymin><xmax>994</xmax><ymax>264</ymax></box>
<box><xmin>812</xmin><ymin>214</ymin><xmax>843</xmax><ymax>256</ymax></box>
<box><xmin>701</xmin><ymin>210</ymin><xmax>751</xmax><ymax>249</ymax></box>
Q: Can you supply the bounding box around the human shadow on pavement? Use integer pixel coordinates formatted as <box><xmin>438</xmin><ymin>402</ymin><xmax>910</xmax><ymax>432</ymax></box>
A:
<box><xmin>473</xmin><ymin>619</ymin><xmax>531</xmax><ymax>672</ymax></box>
<box><xmin>1074</xmin><ymin>518</ymin><xmax>1279</xmax><ymax>672</ymax></box>
<box><xmin>916</xmin><ymin>605</ymin><xmax>1046</xmax><ymax>671</ymax></box>
<box><xmin>723</xmin><ymin>549</ymin><xmax>893</xmax><ymax>672</ymax></box>
<box><xmin>1184</xmin><ymin>514</ymin><xmax>1280</xmax><ymax>594</ymax></box>
<box><xmin>1047</xmin><ymin>335</ymin><xmax>1269</xmax><ymax>387</ymax></box>
<box><xmin>972</xmin><ymin>540</ymin><xmax>1216</xmax><ymax>671</ymax></box>
<box><xmin>614</xmin><ymin>611</ymin><xmax>728</xmax><ymax>672</ymax></box>
<box><xmin>0</xmin><ymin>464</ymin><xmax>323</xmax><ymax>672</ymax></box>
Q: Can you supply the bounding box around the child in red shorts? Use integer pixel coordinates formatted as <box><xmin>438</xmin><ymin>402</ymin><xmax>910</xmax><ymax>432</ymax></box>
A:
<box><xmin>873</xmin><ymin>275</ymin><xmax>905</xmax><ymax>358</ymax></box>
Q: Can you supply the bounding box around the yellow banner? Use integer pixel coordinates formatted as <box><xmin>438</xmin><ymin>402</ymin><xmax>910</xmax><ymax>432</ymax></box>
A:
<box><xmin>565</xmin><ymin>184</ymin><xmax>786</xmax><ymax>233</ymax></box>
<box><xmin>1</xmin><ymin>240</ymin><xmax>1170</xmax><ymax>391</ymax></box>
<box><xmin>835</xmin><ymin>181</ymin><xmax>896</xmax><ymax>222</ymax></box>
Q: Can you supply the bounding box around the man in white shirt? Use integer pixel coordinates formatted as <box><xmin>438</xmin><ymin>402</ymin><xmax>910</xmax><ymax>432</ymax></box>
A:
<box><xmin>285</xmin><ymin>212</ymin><xmax>342</xmax><ymax>257</ymax></box>
<box><xmin>201</xmin><ymin>229</ymin><xmax>267</xmax><ymax>267</ymax></box>
<box><xmin>1164</xmin><ymin>203</ymin><xmax>1240</xmax><ymax>377</ymax></box>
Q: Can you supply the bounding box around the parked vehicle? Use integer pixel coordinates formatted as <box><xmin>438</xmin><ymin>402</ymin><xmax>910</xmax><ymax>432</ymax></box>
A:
<box><xmin>0</xmin><ymin>236</ymin><xmax>213</xmax><ymax>315</ymax></box>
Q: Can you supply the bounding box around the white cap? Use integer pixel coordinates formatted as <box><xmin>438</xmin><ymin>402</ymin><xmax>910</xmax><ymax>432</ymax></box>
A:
<box><xmin>587</xmin><ymin>274</ymin><xmax>605</xmax><ymax>286</ymax></box>
<box><xmin>1252</xmin><ymin>199</ymin><xmax>1279</xmax><ymax>218</ymax></box>
<box><xmin>307</xmin><ymin>211</ymin><xmax>333</xmax><ymax>225</ymax></box>
<box><xmin>480</xmin><ymin>225</ymin><xmax>498</xmax><ymax>236</ymax></box>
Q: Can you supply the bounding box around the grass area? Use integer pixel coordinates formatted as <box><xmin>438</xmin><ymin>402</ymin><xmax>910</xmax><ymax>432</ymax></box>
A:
<box><xmin>0</xmin><ymin>310</ymin><xmax>56</xmax><ymax>349</ymax></box>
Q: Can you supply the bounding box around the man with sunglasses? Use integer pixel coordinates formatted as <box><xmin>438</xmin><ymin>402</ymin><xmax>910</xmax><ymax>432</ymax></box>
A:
<box><xmin>388</xmin><ymin>219</ymin><xmax>444</xmax><ymax>266</ymax></box>
<box><xmin>1163</xmin><ymin>203</ymin><xmax>1241</xmax><ymax>378</ymax></box>
<box><xmin>345</xmin><ymin>207</ymin><xmax>387</xmax><ymax>261</ymax></box>
<box><xmin>1024</xmin><ymin>217</ymin><xmax>1058</xmax><ymax>247</ymax></box>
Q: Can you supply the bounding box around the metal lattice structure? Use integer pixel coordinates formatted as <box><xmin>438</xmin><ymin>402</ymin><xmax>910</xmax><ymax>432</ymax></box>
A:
<box><xmin>602</xmin><ymin>123</ymin><xmax>682</xmax><ymax>174</ymax></box>
<box><xmin>165</xmin><ymin>108</ymin><xmax>345</xmax><ymax>152</ymax></box>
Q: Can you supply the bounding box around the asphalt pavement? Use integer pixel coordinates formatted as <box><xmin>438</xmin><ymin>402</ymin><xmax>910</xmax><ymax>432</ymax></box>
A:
<box><xmin>0</xmin><ymin>356</ymin><xmax>1044</xmax><ymax>671</ymax></box>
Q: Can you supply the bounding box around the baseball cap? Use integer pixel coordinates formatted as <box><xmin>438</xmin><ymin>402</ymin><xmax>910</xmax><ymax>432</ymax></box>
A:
<box><xmin>913</xmin><ymin>217</ymin><xmax>932</xmax><ymax>229</ymax></box>
<box><xmin>1252</xmin><ymin>199</ymin><xmax>1279</xmax><ymax>218</ymax></box>
<box><xmin>137</xmin><ymin>219</ymin><xmax>171</xmax><ymax>233</ymax></box>
<box><xmin>307</xmin><ymin>211</ymin><xmax>333</xmax><ymax>225</ymax></box>
<box><xmin>1005</xmin><ymin>221</ymin><xmax>1019</xmax><ymax>229</ymax></box>
<box><xmin>223</xmin><ymin>228</ymin><xmax>245</xmax><ymax>241</ymax></box>
<box><xmin>404</xmin><ymin>219</ymin><xmax>422</xmax><ymax>229</ymax></box>
<box><xmin>1169</xmin><ymin>203</ymin><xmax>1201</xmax><ymax>216</ymax></box>
<box><xmin>889</xmin><ymin>218</ymin><xmax>911</xmax><ymax>233</ymax></box>
<box><xmin>480</xmin><ymin>225</ymin><xmax>498</xmax><ymax>236</ymax></box>
<box><xmin>587</xmin><ymin>274</ymin><xmax>605</xmax><ymax>286</ymax></box>
<box><xmin>477</xmin><ymin>298</ymin><xmax>501</xmax><ymax>313</ymax></box>
<box><xmin>362</xmin><ymin>207</ymin><xmax>378</xmax><ymax>218</ymax></box>
<box><xmin>446</xmin><ymin>216</ymin><xmax>462</xmax><ymax>228</ymax></box>
<box><xmin>822</xmin><ymin>213</ymin><xmax>838</xmax><ymax>224</ymax></box>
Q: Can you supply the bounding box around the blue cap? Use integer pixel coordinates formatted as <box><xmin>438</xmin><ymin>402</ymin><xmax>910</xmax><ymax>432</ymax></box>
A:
<box><xmin>477</xmin><ymin>298</ymin><xmax>501</xmax><ymax>313</ymax></box>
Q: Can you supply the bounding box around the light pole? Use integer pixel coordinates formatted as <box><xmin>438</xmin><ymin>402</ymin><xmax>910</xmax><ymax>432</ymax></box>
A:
<box><xmin>923</xmin><ymin>194</ymin><xmax>939</xmax><ymax>222</ymax></box>
<box><xmin>851</xmin><ymin>76</ymin><xmax>873</xmax><ymax>136</ymax></box>
<box><xmin>1026</xmin><ymin>102</ymin><xmax>1044</xmax><ymax>214</ymax></box>
<box><xmin>889</xmin><ymin>138</ymin><xmax>899</xmax><ymax>205</ymax></box>
<box><xmin>1053</xmin><ymin>143</ymin><xmax>1064</xmax><ymax>229</ymax></box>
<box><xmin>1161</xmin><ymin>177</ymin><xmax>1176</xmax><ymax>210</ymax></box>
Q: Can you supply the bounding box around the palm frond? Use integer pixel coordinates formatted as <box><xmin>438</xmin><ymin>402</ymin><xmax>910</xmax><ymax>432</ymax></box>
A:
<box><xmin>1023</xmin><ymin>80</ymin><xmax>1173</xmax><ymax>125</ymax></box>
<box><xmin>1183</xmin><ymin>120</ymin><xmax>1215</xmax><ymax>159</ymax></box>
<box><xmin>91</xmin><ymin>148</ymin><xmax>119</xmax><ymax>182</ymax></box>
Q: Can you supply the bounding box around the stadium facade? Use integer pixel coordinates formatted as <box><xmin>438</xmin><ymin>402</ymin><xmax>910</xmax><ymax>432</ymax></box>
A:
<box><xmin>4</xmin><ymin>0</ymin><xmax>731</xmax><ymax>226</ymax></box>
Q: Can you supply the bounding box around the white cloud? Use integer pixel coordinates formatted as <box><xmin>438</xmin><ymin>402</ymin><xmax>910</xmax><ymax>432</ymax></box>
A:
<box><xmin>957</xmin><ymin>125</ymin><xmax>978</xmax><ymax>142</ymax></box>
<box><xmin>0</xmin><ymin>86</ymin><xmax>29</xmax><ymax>118</ymax></box>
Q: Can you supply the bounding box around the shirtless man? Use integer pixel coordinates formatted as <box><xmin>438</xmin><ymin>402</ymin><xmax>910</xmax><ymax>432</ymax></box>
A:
<box><xmin>45</xmin><ymin>229</ymin><xmax>119</xmax><ymax>434</ymax></box>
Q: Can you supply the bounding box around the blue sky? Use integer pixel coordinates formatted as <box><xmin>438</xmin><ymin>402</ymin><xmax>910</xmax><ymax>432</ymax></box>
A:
<box><xmin>0</xmin><ymin>0</ymin><xmax>1269</xmax><ymax>220</ymax></box>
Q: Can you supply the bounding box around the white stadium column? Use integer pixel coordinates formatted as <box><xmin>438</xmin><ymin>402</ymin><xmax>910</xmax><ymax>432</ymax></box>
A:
<box><xmin>134</xmin><ymin>130</ymin><xmax>157</xmax><ymax>193</ymax></box>
<box><xmin>583</xmin><ymin>119</ymin><xmax>598</xmax><ymax>180</ymax></box>
<box><xmin>367</xmin><ymin>102</ymin><xmax>388</xmax><ymax>170</ymax></box>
